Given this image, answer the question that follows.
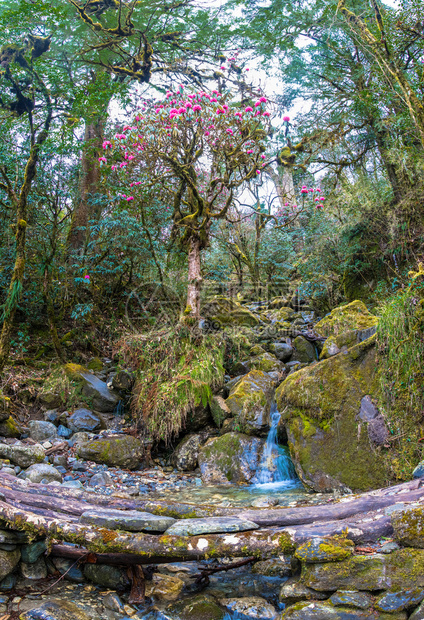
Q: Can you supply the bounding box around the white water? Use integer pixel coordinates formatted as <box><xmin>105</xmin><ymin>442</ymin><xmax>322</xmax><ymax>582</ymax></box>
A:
<box><xmin>252</xmin><ymin>402</ymin><xmax>298</xmax><ymax>490</ymax></box>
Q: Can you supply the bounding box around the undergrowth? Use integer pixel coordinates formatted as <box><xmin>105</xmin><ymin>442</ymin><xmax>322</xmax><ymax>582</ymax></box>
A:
<box><xmin>377</xmin><ymin>267</ymin><xmax>424</xmax><ymax>479</ymax></box>
<box><xmin>117</xmin><ymin>325</ymin><xmax>227</xmax><ymax>443</ymax></box>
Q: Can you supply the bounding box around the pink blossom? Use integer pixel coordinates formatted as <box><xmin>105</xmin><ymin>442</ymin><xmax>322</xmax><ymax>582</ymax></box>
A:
<box><xmin>98</xmin><ymin>156</ymin><xmax>107</xmax><ymax>163</ymax></box>
<box><xmin>193</xmin><ymin>104</ymin><xmax>202</xmax><ymax>111</ymax></box>
<box><xmin>245</xmin><ymin>107</ymin><xmax>253</xmax><ymax>112</ymax></box>
<box><xmin>254</xmin><ymin>101</ymin><xmax>262</xmax><ymax>107</ymax></box>
<box><xmin>226</xmin><ymin>129</ymin><xmax>233</xmax><ymax>135</ymax></box>
<box><xmin>127</xmin><ymin>196</ymin><xmax>134</xmax><ymax>201</ymax></box>
<box><xmin>119</xmin><ymin>162</ymin><xmax>126</xmax><ymax>168</ymax></box>
<box><xmin>204</xmin><ymin>131</ymin><xmax>210</xmax><ymax>136</ymax></box>
<box><xmin>283</xmin><ymin>116</ymin><xmax>290</xmax><ymax>122</ymax></box>
<box><xmin>235</xmin><ymin>112</ymin><xmax>242</xmax><ymax>117</ymax></box>
<box><xmin>155</xmin><ymin>108</ymin><xmax>161</xmax><ymax>113</ymax></box>
<box><xmin>320</xmin><ymin>197</ymin><xmax>325</xmax><ymax>201</ymax></box>
<box><xmin>102</xmin><ymin>141</ymin><xmax>111</xmax><ymax>149</ymax></box>
<box><xmin>178</xmin><ymin>107</ymin><xmax>186</xmax><ymax>114</ymax></box>
<box><xmin>260</xmin><ymin>154</ymin><xmax>266</xmax><ymax>159</ymax></box>
<box><xmin>259</xmin><ymin>96</ymin><xmax>267</xmax><ymax>103</ymax></box>
<box><xmin>84</xmin><ymin>275</ymin><xmax>90</xmax><ymax>280</ymax></box>
<box><xmin>220</xmin><ymin>66</ymin><xmax>226</xmax><ymax>70</ymax></box>
<box><xmin>111</xmin><ymin>165</ymin><xmax>117</xmax><ymax>171</ymax></box>
<box><xmin>246</xmin><ymin>68</ymin><xmax>250</xmax><ymax>71</ymax></box>
<box><xmin>246</xmin><ymin>149</ymin><xmax>253</xmax><ymax>154</ymax></box>
<box><xmin>263</xmin><ymin>112</ymin><xmax>270</xmax><ymax>117</ymax></box>
<box><xmin>115</xmin><ymin>134</ymin><xmax>126</xmax><ymax>140</ymax></box>
<box><xmin>256</xmin><ymin>170</ymin><xmax>261</xmax><ymax>174</ymax></box>
<box><xmin>210</xmin><ymin>97</ymin><xmax>218</xmax><ymax>102</ymax></box>
<box><xmin>217</xmin><ymin>108</ymin><xmax>224</xmax><ymax>114</ymax></box>
<box><xmin>223</xmin><ymin>104</ymin><xmax>229</xmax><ymax>110</ymax></box>
<box><xmin>186</xmin><ymin>102</ymin><xmax>192</xmax><ymax>108</ymax></box>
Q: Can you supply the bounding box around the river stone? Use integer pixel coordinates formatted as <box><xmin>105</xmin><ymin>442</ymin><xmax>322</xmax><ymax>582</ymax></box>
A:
<box><xmin>172</xmin><ymin>433</ymin><xmax>209</xmax><ymax>471</ymax></box>
<box><xmin>249</xmin><ymin>352</ymin><xmax>284</xmax><ymax>374</ymax></box>
<box><xmin>281</xmin><ymin>601</ymin><xmax>403</xmax><ymax>619</ymax></box>
<box><xmin>21</xmin><ymin>557</ymin><xmax>48</xmax><ymax>579</ymax></box>
<box><xmin>38</xmin><ymin>391</ymin><xmax>63</xmax><ymax>409</ymax></box>
<box><xmin>83</xmin><ymin>563</ymin><xmax>130</xmax><ymax>589</ymax></box>
<box><xmin>87</xmin><ymin>471</ymin><xmax>113</xmax><ymax>487</ymax></box>
<box><xmin>225</xmin><ymin>370</ymin><xmax>274</xmax><ymax>435</ymax></box>
<box><xmin>292</xmin><ymin>336</ymin><xmax>316</xmax><ymax>364</ymax></box>
<box><xmin>164</xmin><ymin>516</ymin><xmax>259</xmax><ymax>536</ymax></box>
<box><xmin>302</xmin><ymin>549</ymin><xmax>424</xmax><ymax>591</ymax></box>
<box><xmin>145</xmin><ymin>573</ymin><xmax>184</xmax><ymax>602</ymax></box>
<box><xmin>0</xmin><ymin>394</ymin><xmax>10</xmax><ymax>422</ymax></box>
<box><xmin>410</xmin><ymin>601</ymin><xmax>424</xmax><ymax>619</ymax></box>
<box><xmin>81</xmin><ymin>375</ymin><xmax>120</xmax><ymax>412</ymax></box>
<box><xmin>21</xmin><ymin>540</ymin><xmax>47</xmax><ymax>563</ymax></box>
<box><xmin>0</xmin><ymin>415</ymin><xmax>21</xmax><ymax>438</ymax></box>
<box><xmin>295</xmin><ymin>537</ymin><xmax>354</xmax><ymax>563</ymax></box>
<box><xmin>357</xmin><ymin>396</ymin><xmax>389</xmax><ymax>446</ymax></box>
<box><xmin>67</xmin><ymin>408</ymin><xmax>103</xmax><ymax>433</ymax></box>
<box><xmin>276</xmin><ymin>334</ymin><xmax>389</xmax><ymax>493</ymax></box>
<box><xmin>76</xmin><ymin>435</ymin><xmax>143</xmax><ymax>469</ymax></box>
<box><xmin>279</xmin><ymin>578</ymin><xmax>329</xmax><ymax>605</ymax></box>
<box><xmin>28</xmin><ymin>421</ymin><xmax>58</xmax><ymax>442</ymax></box>
<box><xmin>165</xmin><ymin>593</ymin><xmax>225</xmax><ymax>620</ymax></box>
<box><xmin>269</xmin><ymin>342</ymin><xmax>293</xmax><ymax>362</ymax></box>
<box><xmin>329</xmin><ymin>591</ymin><xmax>373</xmax><ymax>609</ymax></box>
<box><xmin>20</xmin><ymin>600</ymin><xmax>92</xmax><ymax>620</ymax></box>
<box><xmin>220</xmin><ymin>596</ymin><xmax>276</xmax><ymax>619</ymax></box>
<box><xmin>111</xmin><ymin>370</ymin><xmax>134</xmax><ymax>391</ymax></box>
<box><xmin>210</xmin><ymin>395</ymin><xmax>232</xmax><ymax>428</ymax></box>
<box><xmin>0</xmin><ymin>548</ymin><xmax>20</xmax><ymax>580</ymax></box>
<box><xmin>252</xmin><ymin>556</ymin><xmax>293</xmax><ymax>577</ymax></box>
<box><xmin>25</xmin><ymin>463</ymin><xmax>62</xmax><ymax>484</ymax></box>
<box><xmin>392</xmin><ymin>505</ymin><xmax>424</xmax><ymax>547</ymax></box>
<box><xmin>198</xmin><ymin>432</ymin><xmax>264</xmax><ymax>484</ymax></box>
<box><xmin>375</xmin><ymin>589</ymin><xmax>424</xmax><ymax>612</ymax></box>
<box><xmin>80</xmin><ymin>508</ymin><xmax>176</xmax><ymax>532</ymax></box>
<box><xmin>52</xmin><ymin>557</ymin><xmax>84</xmax><ymax>582</ymax></box>
<box><xmin>412</xmin><ymin>461</ymin><xmax>424</xmax><ymax>478</ymax></box>
<box><xmin>0</xmin><ymin>443</ymin><xmax>45</xmax><ymax>468</ymax></box>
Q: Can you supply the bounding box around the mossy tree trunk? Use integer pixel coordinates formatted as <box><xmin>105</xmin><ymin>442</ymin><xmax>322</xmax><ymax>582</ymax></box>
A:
<box><xmin>186</xmin><ymin>235</ymin><xmax>202</xmax><ymax>319</ymax></box>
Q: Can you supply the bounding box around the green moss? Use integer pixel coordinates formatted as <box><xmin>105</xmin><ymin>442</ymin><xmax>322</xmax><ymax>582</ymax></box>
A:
<box><xmin>315</xmin><ymin>300</ymin><xmax>378</xmax><ymax>338</ymax></box>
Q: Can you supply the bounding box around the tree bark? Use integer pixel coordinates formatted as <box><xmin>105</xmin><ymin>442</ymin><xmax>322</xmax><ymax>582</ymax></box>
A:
<box><xmin>186</xmin><ymin>235</ymin><xmax>202</xmax><ymax>318</ymax></box>
<box><xmin>67</xmin><ymin>117</ymin><xmax>104</xmax><ymax>253</ymax></box>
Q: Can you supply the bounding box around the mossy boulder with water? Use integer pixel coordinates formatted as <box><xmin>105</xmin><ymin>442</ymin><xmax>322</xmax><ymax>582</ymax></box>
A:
<box><xmin>276</xmin><ymin>334</ymin><xmax>390</xmax><ymax>492</ymax></box>
<box><xmin>198</xmin><ymin>432</ymin><xmax>264</xmax><ymax>484</ymax></box>
<box><xmin>226</xmin><ymin>370</ymin><xmax>274</xmax><ymax>435</ymax></box>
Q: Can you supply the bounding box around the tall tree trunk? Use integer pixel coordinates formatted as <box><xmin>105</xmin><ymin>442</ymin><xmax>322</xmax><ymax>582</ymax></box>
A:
<box><xmin>267</xmin><ymin>167</ymin><xmax>296</xmax><ymax>208</ymax></box>
<box><xmin>186</xmin><ymin>236</ymin><xmax>202</xmax><ymax>318</ymax></box>
<box><xmin>67</xmin><ymin>118</ymin><xmax>104</xmax><ymax>253</ymax></box>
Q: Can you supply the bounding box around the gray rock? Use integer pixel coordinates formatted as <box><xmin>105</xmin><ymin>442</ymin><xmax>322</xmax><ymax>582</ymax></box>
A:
<box><xmin>279</xmin><ymin>578</ymin><xmax>329</xmax><ymax>606</ymax></box>
<box><xmin>76</xmin><ymin>435</ymin><xmax>144</xmax><ymax>469</ymax></box>
<box><xmin>1</xmin><ymin>468</ymin><xmax>15</xmax><ymax>476</ymax></box>
<box><xmin>329</xmin><ymin>591</ymin><xmax>372</xmax><ymax>609</ymax></box>
<box><xmin>111</xmin><ymin>370</ymin><xmax>134</xmax><ymax>391</ymax></box>
<box><xmin>380</xmin><ymin>541</ymin><xmax>400</xmax><ymax>554</ymax></box>
<box><xmin>21</xmin><ymin>540</ymin><xmax>47</xmax><ymax>563</ymax></box>
<box><xmin>83</xmin><ymin>564</ymin><xmax>130</xmax><ymax>589</ymax></box>
<box><xmin>19</xmin><ymin>600</ymin><xmax>92</xmax><ymax>619</ymax></box>
<box><xmin>165</xmin><ymin>593</ymin><xmax>225</xmax><ymax>620</ymax></box>
<box><xmin>375</xmin><ymin>589</ymin><xmax>424</xmax><ymax>613</ymax></box>
<box><xmin>67</xmin><ymin>409</ymin><xmax>103</xmax><ymax>433</ymax></box>
<box><xmin>252</xmin><ymin>557</ymin><xmax>293</xmax><ymax>577</ymax></box>
<box><xmin>225</xmin><ymin>370</ymin><xmax>274</xmax><ymax>435</ymax></box>
<box><xmin>220</xmin><ymin>597</ymin><xmax>276</xmax><ymax>619</ymax></box>
<box><xmin>413</xmin><ymin>461</ymin><xmax>424</xmax><ymax>479</ymax></box>
<box><xmin>102</xmin><ymin>592</ymin><xmax>123</xmax><ymax>613</ymax></box>
<box><xmin>0</xmin><ymin>574</ymin><xmax>15</xmax><ymax>591</ymax></box>
<box><xmin>411</xmin><ymin>601</ymin><xmax>424</xmax><ymax>620</ymax></box>
<box><xmin>21</xmin><ymin>557</ymin><xmax>47</xmax><ymax>579</ymax></box>
<box><xmin>52</xmin><ymin>557</ymin><xmax>84</xmax><ymax>582</ymax></box>
<box><xmin>57</xmin><ymin>425</ymin><xmax>72</xmax><ymax>438</ymax></box>
<box><xmin>88</xmin><ymin>471</ymin><xmax>113</xmax><ymax>486</ymax></box>
<box><xmin>198</xmin><ymin>432</ymin><xmax>264</xmax><ymax>485</ymax></box>
<box><xmin>80</xmin><ymin>509</ymin><xmax>176</xmax><ymax>532</ymax></box>
<box><xmin>43</xmin><ymin>409</ymin><xmax>59</xmax><ymax>423</ymax></box>
<box><xmin>292</xmin><ymin>336</ymin><xmax>317</xmax><ymax>363</ymax></box>
<box><xmin>295</xmin><ymin>537</ymin><xmax>354</xmax><ymax>563</ymax></box>
<box><xmin>0</xmin><ymin>443</ymin><xmax>45</xmax><ymax>468</ymax></box>
<box><xmin>38</xmin><ymin>391</ymin><xmax>63</xmax><ymax>409</ymax></box>
<box><xmin>172</xmin><ymin>433</ymin><xmax>210</xmax><ymax>471</ymax></box>
<box><xmin>269</xmin><ymin>342</ymin><xmax>293</xmax><ymax>362</ymax></box>
<box><xmin>0</xmin><ymin>548</ymin><xmax>20</xmax><ymax>580</ymax></box>
<box><xmin>62</xmin><ymin>480</ymin><xmax>84</xmax><ymax>489</ymax></box>
<box><xmin>281</xmin><ymin>601</ymin><xmax>377</xmax><ymax>619</ymax></box>
<box><xmin>80</xmin><ymin>373</ymin><xmax>120</xmax><ymax>412</ymax></box>
<box><xmin>164</xmin><ymin>516</ymin><xmax>259</xmax><ymax>536</ymax></box>
<box><xmin>25</xmin><ymin>463</ymin><xmax>62</xmax><ymax>484</ymax></box>
<box><xmin>28</xmin><ymin>421</ymin><xmax>57</xmax><ymax>442</ymax></box>
<box><xmin>209</xmin><ymin>395</ymin><xmax>232</xmax><ymax>428</ymax></box>
<box><xmin>358</xmin><ymin>396</ymin><xmax>389</xmax><ymax>446</ymax></box>
<box><xmin>50</xmin><ymin>454</ymin><xmax>68</xmax><ymax>468</ymax></box>
<box><xmin>68</xmin><ymin>431</ymin><xmax>89</xmax><ymax>447</ymax></box>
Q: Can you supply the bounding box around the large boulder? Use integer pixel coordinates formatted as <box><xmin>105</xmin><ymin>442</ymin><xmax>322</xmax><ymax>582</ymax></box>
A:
<box><xmin>276</xmin><ymin>335</ymin><xmax>390</xmax><ymax>492</ymax></box>
<box><xmin>225</xmin><ymin>370</ymin><xmax>274</xmax><ymax>435</ymax></box>
<box><xmin>249</xmin><ymin>352</ymin><xmax>284</xmax><ymax>373</ymax></box>
<box><xmin>63</xmin><ymin>364</ymin><xmax>120</xmax><ymax>413</ymax></box>
<box><xmin>292</xmin><ymin>336</ymin><xmax>317</xmax><ymax>364</ymax></box>
<box><xmin>198</xmin><ymin>432</ymin><xmax>264</xmax><ymax>484</ymax></box>
<box><xmin>67</xmin><ymin>408</ymin><xmax>104</xmax><ymax>433</ymax></box>
<box><xmin>0</xmin><ymin>443</ymin><xmax>45</xmax><ymax>468</ymax></box>
<box><xmin>172</xmin><ymin>432</ymin><xmax>211</xmax><ymax>471</ymax></box>
<box><xmin>28</xmin><ymin>421</ymin><xmax>58</xmax><ymax>442</ymax></box>
<box><xmin>269</xmin><ymin>342</ymin><xmax>293</xmax><ymax>362</ymax></box>
<box><xmin>76</xmin><ymin>435</ymin><xmax>144</xmax><ymax>470</ymax></box>
<box><xmin>0</xmin><ymin>416</ymin><xmax>22</xmax><ymax>438</ymax></box>
<box><xmin>25</xmin><ymin>464</ymin><xmax>62</xmax><ymax>484</ymax></box>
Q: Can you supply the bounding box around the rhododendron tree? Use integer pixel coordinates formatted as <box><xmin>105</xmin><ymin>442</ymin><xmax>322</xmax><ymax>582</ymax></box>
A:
<box><xmin>105</xmin><ymin>87</ymin><xmax>271</xmax><ymax>319</ymax></box>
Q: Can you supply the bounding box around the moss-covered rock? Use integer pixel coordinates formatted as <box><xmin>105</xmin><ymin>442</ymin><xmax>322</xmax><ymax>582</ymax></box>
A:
<box><xmin>292</xmin><ymin>336</ymin><xmax>317</xmax><ymax>363</ymax></box>
<box><xmin>198</xmin><ymin>432</ymin><xmax>264</xmax><ymax>484</ymax></box>
<box><xmin>0</xmin><ymin>416</ymin><xmax>22</xmax><ymax>438</ymax></box>
<box><xmin>226</xmin><ymin>370</ymin><xmax>274</xmax><ymax>435</ymax></box>
<box><xmin>87</xmin><ymin>357</ymin><xmax>103</xmax><ymax>372</ymax></box>
<box><xmin>302</xmin><ymin>549</ymin><xmax>424</xmax><ymax>592</ymax></box>
<box><xmin>249</xmin><ymin>352</ymin><xmax>284</xmax><ymax>374</ymax></box>
<box><xmin>315</xmin><ymin>301</ymin><xmax>378</xmax><ymax>339</ymax></box>
<box><xmin>295</xmin><ymin>536</ymin><xmax>354</xmax><ymax>563</ymax></box>
<box><xmin>76</xmin><ymin>435</ymin><xmax>144</xmax><ymax>469</ymax></box>
<box><xmin>165</xmin><ymin>594</ymin><xmax>225</xmax><ymax>620</ymax></box>
<box><xmin>0</xmin><ymin>393</ymin><xmax>11</xmax><ymax>423</ymax></box>
<box><xmin>209</xmin><ymin>395</ymin><xmax>231</xmax><ymax>428</ymax></box>
<box><xmin>392</xmin><ymin>505</ymin><xmax>424</xmax><ymax>548</ymax></box>
<box><xmin>281</xmin><ymin>600</ymin><xmax>405</xmax><ymax>619</ymax></box>
<box><xmin>172</xmin><ymin>432</ymin><xmax>211</xmax><ymax>471</ymax></box>
<box><xmin>275</xmin><ymin>334</ymin><xmax>390</xmax><ymax>492</ymax></box>
<box><xmin>203</xmin><ymin>296</ymin><xmax>260</xmax><ymax>327</ymax></box>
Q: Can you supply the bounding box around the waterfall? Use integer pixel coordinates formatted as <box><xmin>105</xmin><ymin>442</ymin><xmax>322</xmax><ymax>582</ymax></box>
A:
<box><xmin>253</xmin><ymin>402</ymin><xmax>297</xmax><ymax>489</ymax></box>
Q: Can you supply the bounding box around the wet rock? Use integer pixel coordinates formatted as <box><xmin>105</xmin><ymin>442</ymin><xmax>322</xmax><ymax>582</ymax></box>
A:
<box><xmin>226</xmin><ymin>370</ymin><xmax>274</xmax><ymax>435</ymax></box>
<box><xmin>0</xmin><ymin>548</ymin><xmax>20</xmax><ymax>580</ymax></box>
<box><xmin>276</xmin><ymin>335</ymin><xmax>388</xmax><ymax>493</ymax></box>
<box><xmin>57</xmin><ymin>425</ymin><xmax>72</xmax><ymax>439</ymax></box>
<box><xmin>329</xmin><ymin>591</ymin><xmax>373</xmax><ymax>609</ymax></box>
<box><xmin>25</xmin><ymin>463</ymin><xmax>62</xmax><ymax>484</ymax></box>
<box><xmin>250</xmin><ymin>352</ymin><xmax>284</xmax><ymax>374</ymax></box>
<box><xmin>28</xmin><ymin>420</ymin><xmax>58</xmax><ymax>442</ymax></box>
<box><xmin>76</xmin><ymin>435</ymin><xmax>144</xmax><ymax>469</ymax></box>
<box><xmin>375</xmin><ymin>589</ymin><xmax>424</xmax><ymax>613</ymax></box>
<box><xmin>0</xmin><ymin>443</ymin><xmax>45</xmax><ymax>468</ymax></box>
<box><xmin>198</xmin><ymin>432</ymin><xmax>264</xmax><ymax>485</ymax></box>
<box><xmin>83</xmin><ymin>563</ymin><xmax>130</xmax><ymax>589</ymax></box>
<box><xmin>172</xmin><ymin>432</ymin><xmax>212</xmax><ymax>471</ymax></box>
<box><xmin>0</xmin><ymin>416</ymin><xmax>22</xmax><ymax>438</ymax></box>
<box><xmin>293</xmin><ymin>336</ymin><xmax>317</xmax><ymax>363</ymax></box>
<box><xmin>80</xmin><ymin>508</ymin><xmax>176</xmax><ymax>532</ymax></box>
<box><xmin>145</xmin><ymin>572</ymin><xmax>184</xmax><ymax>602</ymax></box>
<box><xmin>67</xmin><ymin>408</ymin><xmax>104</xmax><ymax>433</ymax></box>
<box><xmin>269</xmin><ymin>342</ymin><xmax>293</xmax><ymax>362</ymax></box>
<box><xmin>0</xmin><ymin>574</ymin><xmax>15</xmax><ymax>591</ymax></box>
<box><xmin>52</xmin><ymin>557</ymin><xmax>84</xmax><ymax>582</ymax></box>
<box><xmin>21</xmin><ymin>557</ymin><xmax>48</xmax><ymax>579</ymax></box>
<box><xmin>295</xmin><ymin>537</ymin><xmax>354</xmax><ymax>563</ymax></box>
<box><xmin>21</xmin><ymin>541</ymin><xmax>47</xmax><ymax>563</ymax></box>
<box><xmin>210</xmin><ymin>395</ymin><xmax>232</xmax><ymax>428</ymax></box>
<box><xmin>279</xmin><ymin>578</ymin><xmax>329</xmax><ymax>606</ymax></box>
<box><xmin>68</xmin><ymin>432</ymin><xmax>89</xmax><ymax>448</ymax></box>
<box><xmin>220</xmin><ymin>596</ymin><xmax>276</xmax><ymax>619</ymax></box>
<box><xmin>64</xmin><ymin>363</ymin><xmax>121</xmax><ymax>412</ymax></box>
<box><xmin>252</xmin><ymin>556</ymin><xmax>293</xmax><ymax>577</ymax></box>
<box><xmin>20</xmin><ymin>600</ymin><xmax>92</xmax><ymax>620</ymax></box>
<box><xmin>412</xmin><ymin>461</ymin><xmax>424</xmax><ymax>478</ymax></box>
<box><xmin>281</xmin><ymin>601</ymin><xmax>388</xmax><ymax>619</ymax></box>
<box><xmin>165</xmin><ymin>593</ymin><xmax>225</xmax><ymax>619</ymax></box>
<box><xmin>165</xmin><ymin>516</ymin><xmax>259</xmax><ymax>536</ymax></box>
<box><xmin>357</xmin><ymin>396</ymin><xmax>389</xmax><ymax>446</ymax></box>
